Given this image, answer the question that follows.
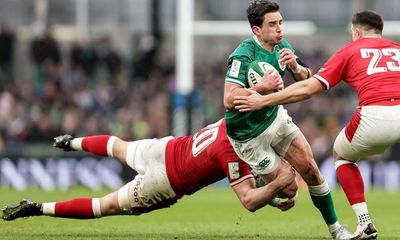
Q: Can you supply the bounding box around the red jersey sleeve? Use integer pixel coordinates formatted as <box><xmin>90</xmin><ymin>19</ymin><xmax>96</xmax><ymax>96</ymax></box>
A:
<box><xmin>223</xmin><ymin>159</ymin><xmax>254</xmax><ymax>187</ymax></box>
<box><xmin>217</xmin><ymin>120</ymin><xmax>253</xmax><ymax>186</ymax></box>
<box><xmin>314</xmin><ymin>47</ymin><xmax>349</xmax><ymax>90</ymax></box>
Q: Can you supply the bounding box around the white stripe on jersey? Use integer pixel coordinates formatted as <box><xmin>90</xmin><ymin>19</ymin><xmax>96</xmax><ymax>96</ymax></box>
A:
<box><xmin>225</xmin><ymin>78</ymin><xmax>246</xmax><ymax>87</ymax></box>
<box><xmin>230</xmin><ymin>174</ymin><xmax>254</xmax><ymax>187</ymax></box>
<box><xmin>314</xmin><ymin>74</ymin><xmax>331</xmax><ymax>90</ymax></box>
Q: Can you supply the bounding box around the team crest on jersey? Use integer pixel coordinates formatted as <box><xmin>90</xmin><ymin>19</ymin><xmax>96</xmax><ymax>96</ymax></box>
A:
<box><xmin>228</xmin><ymin>162</ymin><xmax>240</xmax><ymax>179</ymax></box>
<box><xmin>229</xmin><ymin>60</ymin><xmax>241</xmax><ymax>78</ymax></box>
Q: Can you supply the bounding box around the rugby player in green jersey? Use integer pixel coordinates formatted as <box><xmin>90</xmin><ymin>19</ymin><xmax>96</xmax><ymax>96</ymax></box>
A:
<box><xmin>223</xmin><ymin>1</ymin><xmax>352</xmax><ymax>239</ymax></box>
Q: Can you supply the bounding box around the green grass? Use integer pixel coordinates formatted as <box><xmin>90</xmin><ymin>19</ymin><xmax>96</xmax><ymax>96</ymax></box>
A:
<box><xmin>0</xmin><ymin>187</ymin><xmax>399</xmax><ymax>239</ymax></box>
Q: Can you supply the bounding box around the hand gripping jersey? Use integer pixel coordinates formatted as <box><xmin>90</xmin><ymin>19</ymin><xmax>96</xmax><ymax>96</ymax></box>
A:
<box><xmin>225</xmin><ymin>36</ymin><xmax>295</xmax><ymax>140</ymax></box>
<box><xmin>314</xmin><ymin>37</ymin><xmax>400</xmax><ymax>106</ymax></box>
<box><xmin>165</xmin><ymin>119</ymin><xmax>253</xmax><ymax>197</ymax></box>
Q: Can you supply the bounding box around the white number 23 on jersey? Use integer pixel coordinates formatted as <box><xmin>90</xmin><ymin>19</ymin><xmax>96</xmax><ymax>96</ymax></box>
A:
<box><xmin>361</xmin><ymin>48</ymin><xmax>400</xmax><ymax>75</ymax></box>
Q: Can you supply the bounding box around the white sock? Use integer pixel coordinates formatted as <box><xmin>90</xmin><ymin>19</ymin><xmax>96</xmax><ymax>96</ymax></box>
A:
<box><xmin>107</xmin><ymin>136</ymin><xmax>117</xmax><ymax>157</ymax></box>
<box><xmin>42</xmin><ymin>202</ymin><xmax>56</xmax><ymax>216</ymax></box>
<box><xmin>92</xmin><ymin>198</ymin><xmax>102</xmax><ymax>218</ymax></box>
<box><xmin>70</xmin><ymin>138</ymin><xmax>83</xmax><ymax>151</ymax></box>
<box><xmin>308</xmin><ymin>179</ymin><xmax>330</xmax><ymax>196</ymax></box>
<box><xmin>352</xmin><ymin>202</ymin><xmax>372</xmax><ymax>225</ymax></box>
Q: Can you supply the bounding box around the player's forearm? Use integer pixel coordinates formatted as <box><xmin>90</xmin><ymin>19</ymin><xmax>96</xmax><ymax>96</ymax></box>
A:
<box><xmin>261</xmin><ymin>78</ymin><xmax>316</xmax><ymax>107</ymax></box>
<box><xmin>242</xmin><ymin>180</ymin><xmax>284</xmax><ymax>212</ymax></box>
<box><xmin>250</xmin><ymin>82</ymin><xmax>274</xmax><ymax>95</ymax></box>
<box><xmin>292</xmin><ymin>66</ymin><xmax>312</xmax><ymax>81</ymax></box>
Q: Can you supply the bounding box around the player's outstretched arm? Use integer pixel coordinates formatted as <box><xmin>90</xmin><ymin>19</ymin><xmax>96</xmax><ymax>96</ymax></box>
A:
<box><xmin>233</xmin><ymin>77</ymin><xmax>324</xmax><ymax>111</ymax></box>
<box><xmin>232</xmin><ymin>163</ymin><xmax>296</xmax><ymax>212</ymax></box>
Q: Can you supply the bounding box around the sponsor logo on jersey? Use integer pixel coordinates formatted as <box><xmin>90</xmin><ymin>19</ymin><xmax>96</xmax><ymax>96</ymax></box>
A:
<box><xmin>258</xmin><ymin>157</ymin><xmax>271</xmax><ymax>169</ymax></box>
<box><xmin>229</xmin><ymin>60</ymin><xmax>241</xmax><ymax>78</ymax></box>
<box><xmin>228</xmin><ymin>162</ymin><xmax>240</xmax><ymax>179</ymax></box>
<box><xmin>132</xmin><ymin>176</ymin><xmax>144</xmax><ymax>206</ymax></box>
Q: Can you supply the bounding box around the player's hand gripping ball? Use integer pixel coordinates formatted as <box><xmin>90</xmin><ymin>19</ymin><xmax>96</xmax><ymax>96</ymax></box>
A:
<box><xmin>247</xmin><ymin>61</ymin><xmax>277</xmax><ymax>87</ymax></box>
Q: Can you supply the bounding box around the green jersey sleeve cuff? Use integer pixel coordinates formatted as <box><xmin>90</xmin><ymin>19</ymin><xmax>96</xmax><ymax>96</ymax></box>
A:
<box><xmin>225</xmin><ymin>78</ymin><xmax>246</xmax><ymax>87</ymax></box>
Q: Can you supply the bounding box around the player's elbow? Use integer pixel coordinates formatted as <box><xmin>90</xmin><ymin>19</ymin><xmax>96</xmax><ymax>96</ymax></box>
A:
<box><xmin>223</xmin><ymin>94</ymin><xmax>235</xmax><ymax>110</ymax></box>
<box><xmin>224</xmin><ymin>100</ymin><xmax>233</xmax><ymax>110</ymax></box>
<box><xmin>241</xmin><ymin>195</ymin><xmax>261</xmax><ymax>212</ymax></box>
<box><xmin>243</xmin><ymin>201</ymin><xmax>258</xmax><ymax>212</ymax></box>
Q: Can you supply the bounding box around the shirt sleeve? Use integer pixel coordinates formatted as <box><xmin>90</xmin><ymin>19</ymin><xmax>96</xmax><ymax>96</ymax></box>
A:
<box><xmin>222</xmin><ymin>158</ymin><xmax>254</xmax><ymax>187</ymax></box>
<box><xmin>225</xmin><ymin>55</ymin><xmax>251</xmax><ymax>87</ymax></box>
<box><xmin>314</xmin><ymin>48</ymin><xmax>348</xmax><ymax>90</ymax></box>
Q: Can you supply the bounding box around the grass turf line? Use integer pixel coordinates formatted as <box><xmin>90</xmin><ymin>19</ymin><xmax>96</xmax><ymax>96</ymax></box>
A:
<box><xmin>0</xmin><ymin>187</ymin><xmax>399</xmax><ymax>239</ymax></box>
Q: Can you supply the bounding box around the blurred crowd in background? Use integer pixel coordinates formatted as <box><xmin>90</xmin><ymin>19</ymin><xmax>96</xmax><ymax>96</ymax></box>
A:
<box><xmin>0</xmin><ymin>22</ymin><xmax>398</xmax><ymax>164</ymax></box>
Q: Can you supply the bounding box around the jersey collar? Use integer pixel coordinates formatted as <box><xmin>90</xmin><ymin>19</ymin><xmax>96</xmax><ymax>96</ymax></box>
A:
<box><xmin>252</xmin><ymin>35</ymin><xmax>276</xmax><ymax>53</ymax></box>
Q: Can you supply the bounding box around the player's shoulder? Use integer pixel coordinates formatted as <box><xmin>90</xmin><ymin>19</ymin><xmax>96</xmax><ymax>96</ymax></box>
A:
<box><xmin>331</xmin><ymin>40</ymin><xmax>359</xmax><ymax>57</ymax></box>
<box><xmin>229</xmin><ymin>37</ymin><xmax>257</xmax><ymax>61</ymax></box>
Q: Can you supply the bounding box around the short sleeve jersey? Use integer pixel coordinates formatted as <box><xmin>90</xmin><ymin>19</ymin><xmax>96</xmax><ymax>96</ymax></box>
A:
<box><xmin>225</xmin><ymin>36</ymin><xmax>295</xmax><ymax>140</ymax></box>
<box><xmin>314</xmin><ymin>37</ymin><xmax>400</xmax><ymax>106</ymax></box>
<box><xmin>165</xmin><ymin>119</ymin><xmax>253</xmax><ymax>196</ymax></box>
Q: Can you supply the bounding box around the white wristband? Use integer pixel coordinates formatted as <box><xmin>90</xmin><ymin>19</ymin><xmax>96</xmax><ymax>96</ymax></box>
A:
<box><xmin>292</xmin><ymin>64</ymin><xmax>302</xmax><ymax>74</ymax></box>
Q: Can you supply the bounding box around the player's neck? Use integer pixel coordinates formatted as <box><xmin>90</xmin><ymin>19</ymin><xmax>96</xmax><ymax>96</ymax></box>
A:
<box><xmin>253</xmin><ymin>35</ymin><xmax>275</xmax><ymax>52</ymax></box>
<box><xmin>362</xmin><ymin>34</ymin><xmax>381</xmax><ymax>39</ymax></box>
<box><xmin>262</xmin><ymin>44</ymin><xmax>275</xmax><ymax>52</ymax></box>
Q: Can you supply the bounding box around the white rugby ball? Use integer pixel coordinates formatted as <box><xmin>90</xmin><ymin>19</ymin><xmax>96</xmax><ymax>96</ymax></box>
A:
<box><xmin>247</xmin><ymin>61</ymin><xmax>276</xmax><ymax>87</ymax></box>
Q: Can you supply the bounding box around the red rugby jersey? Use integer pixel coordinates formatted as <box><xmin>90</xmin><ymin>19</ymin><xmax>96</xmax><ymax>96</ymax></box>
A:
<box><xmin>314</xmin><ymin>37</ymin><xmax>400</xmax><ymax>106</ymax></box>
<box><xmin>165</xmin><ymin>119</ymin><xmax>253</xmax><ymax>196</ymax></box>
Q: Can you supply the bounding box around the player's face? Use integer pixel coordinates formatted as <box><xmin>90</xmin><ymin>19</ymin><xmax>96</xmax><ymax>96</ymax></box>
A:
<box><xmin>256</xmin><ymin>11</ymin><xmax>283</xmax><ymax>48</ymax></box>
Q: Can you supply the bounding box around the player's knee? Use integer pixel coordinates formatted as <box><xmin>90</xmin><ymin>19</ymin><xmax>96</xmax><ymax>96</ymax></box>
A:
<box><xmin>99</xmin><ymin>193</ymin><xmax>123</xmax><ymax>216</ymax></box>
<box><xmin>100</xmin><ymin>198</ymin><xmax>122</xmax><ymax>215</ymax></box>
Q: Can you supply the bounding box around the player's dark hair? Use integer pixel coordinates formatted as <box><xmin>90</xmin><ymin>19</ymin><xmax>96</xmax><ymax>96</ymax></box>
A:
<box><xmin>247</xmin><ymin>0</ymin><xmax>280</xmax><ymax>27</ymax></box>
<box><xmin>352</xmin><ymin>10</ymin><xmax>383</xmax><ymax>34</ymax></box>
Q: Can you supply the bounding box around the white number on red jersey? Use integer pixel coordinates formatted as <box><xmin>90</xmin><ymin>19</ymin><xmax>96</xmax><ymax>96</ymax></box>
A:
<box><xmin>191</xmin><ymin>120</ymin><xmax>222</xmax><ymax>157</ymax></box>
<box><xmin>361</xmin><ymin>48</ymin><xmax>400</xmax><ymax>75</ymax></box>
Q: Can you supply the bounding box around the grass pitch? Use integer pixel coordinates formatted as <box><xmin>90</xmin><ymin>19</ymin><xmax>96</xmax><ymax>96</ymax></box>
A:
<box><xmin>0</xmin><ymin>187</ymin><xmax>399</xmax><ymax>239</ymax></box>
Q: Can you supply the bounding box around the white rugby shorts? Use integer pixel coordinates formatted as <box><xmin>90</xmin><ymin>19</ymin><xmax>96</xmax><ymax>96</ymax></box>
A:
<box><xmin>118</xmin><ymin>136</ymin><xmax>176</xmax><ymax>211</ymax></box>
<box><xmin>229</xmin><ymin>106</ymin><xmax>299</xmax><ymax>175</ymax></box>
<box><xmin>334</xmin><ymin>104</ymin><xmax>400</xmax><ymax>160</ymax></box>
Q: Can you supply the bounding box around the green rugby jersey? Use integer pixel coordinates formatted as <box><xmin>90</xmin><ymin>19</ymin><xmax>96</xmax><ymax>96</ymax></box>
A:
<box><xmin>225</xmin><ymin>35</ymin><xmax>295</xmax><ymax>140</ymax></box>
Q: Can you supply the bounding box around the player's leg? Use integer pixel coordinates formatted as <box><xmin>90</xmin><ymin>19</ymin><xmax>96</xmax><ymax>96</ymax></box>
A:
<box><xmin>269</xmin><ymin>107</ymin><xmax>348</xmax><ymax>238</ymax></box>
<box><xmin>1</xmin><ymin>172</ymin><xmax>177</xmax><ymax>221</ymax></box>
<box><xmin>333</xmin><ymin>127</ymin><xmax>378</xmax><ymax>239</ymax></box>
<box><xmin>332</xmin><ymin>104</ymin><xmax>400</xmax><ymax>239</ymax></box>
<box><xmin>53</xmin><ymin>134</ymin><xmax>130</xmax><ymax>165</ymax></box>
<box><xmin>282</xmin><ymin>132</ymin><xmax>350</xmax><ymax>238</ymax></box>
<box><xmin>2</xmin><ymin>195</ymin><xmax>111</xmax><ymax>220</ymax></box>
<box><xmin>272</xmin><ymin>107</ymin><xmax>351</xmax><ymax>239</ymax></box>
<box><xmin>41</xmin><ymin>191</ymin><xmax>127</xmax><ymax>218</ymax></box>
